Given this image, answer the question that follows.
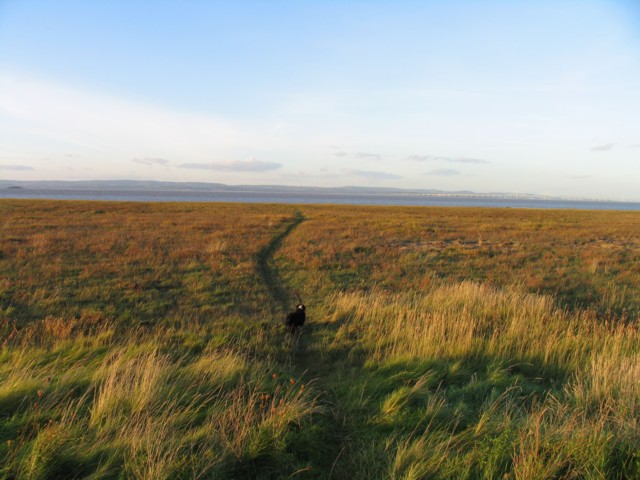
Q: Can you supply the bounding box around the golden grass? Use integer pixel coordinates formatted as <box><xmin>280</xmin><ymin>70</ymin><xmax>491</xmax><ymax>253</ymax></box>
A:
<box><xmin>326</xmin><ymin>281</ymin><xmax>640</xmax><ymax>477</ymax></box>
<box><xmin>1</xmin><ymin>200</ymin><xmax>298</xmax><ymax>326</ymax></box>
<box><xmin>330</xmin><ymin>282</ymin><xmax>639</xmax><ymax>372</ymax></box>
<box><xmin>279</xmin><ymin>205</ymin><xmax>640</xmax><ymax>315</ymax></box>
<box><xmin>1</xmin><ymin>199</ymin><xmax>640</xmax><ymax>478</ymax></box>
<box><xmin>1</xmin><ymin>328</ymin><xmax>319</xmax><ymax>478</ymax></box>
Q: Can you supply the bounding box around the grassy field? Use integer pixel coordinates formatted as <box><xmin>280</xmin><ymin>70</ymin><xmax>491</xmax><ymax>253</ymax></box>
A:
<box><xmin>1</xmin><ymin>199</ymin><xmax>640</xmax><ymax>479</ymax></box>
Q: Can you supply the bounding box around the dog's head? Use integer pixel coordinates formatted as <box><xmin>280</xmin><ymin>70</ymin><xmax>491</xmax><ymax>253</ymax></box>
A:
<box><xmin>296</xmin><ymin>304</ymin><xmax>305</xmax><ymax>311</ymax></box>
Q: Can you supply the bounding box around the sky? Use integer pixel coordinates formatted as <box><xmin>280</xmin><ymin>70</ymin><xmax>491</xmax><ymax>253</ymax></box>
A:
<box><xmin>1</xmin><ymin>1</ymin><xmax>639</xmax><ymax>200</ymax></box>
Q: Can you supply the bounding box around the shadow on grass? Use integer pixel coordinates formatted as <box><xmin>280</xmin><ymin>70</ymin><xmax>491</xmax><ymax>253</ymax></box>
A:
<box><xmin>323</xmin><ymin>352</ymin><xmax>575</xmax><ymax>478</ymax></box>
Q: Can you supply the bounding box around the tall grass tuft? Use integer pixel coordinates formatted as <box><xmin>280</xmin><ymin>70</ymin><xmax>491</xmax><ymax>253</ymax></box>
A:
<box><xmin>327</xmin><ymin>282</ymin><xmax>640</xmax><ymax>477</ymax></box>
<box><xmin>0</xmin><ymin>331</ymin><xmax>320</xmax><ymax>478</ymax></box>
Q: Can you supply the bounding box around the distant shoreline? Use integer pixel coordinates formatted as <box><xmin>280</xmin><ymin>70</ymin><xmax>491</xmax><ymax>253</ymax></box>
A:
<box><xmin>1</xmin><ymin>187</ymin><xmax>639</xmax><ymax>210</ymax></box>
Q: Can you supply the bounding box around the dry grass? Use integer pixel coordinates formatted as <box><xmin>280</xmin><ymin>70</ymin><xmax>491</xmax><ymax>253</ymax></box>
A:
<box><xmin>279</xmin><ymin>205</ymin><xmax>640</xmax><ymax>316</ymax></box>
<box><xmin>0</xmin><ymin>325</ymin><xmax>319</xmax><ymax>478</ymax></box>
<box><xmin>325</xmin><ymin>282</ymin><xmax>640</xmax><ymax>477</ymax></box>
<box><xmin>330</xmin><ymin>282</ymin><xmax>639</xmax><ymax>369</ymax></box>
<box><xmin>0</xmin><ymin>200</ymin><xmax>297</xmax><ymax>326</ymax></box>
<box><xmin>1</xmin><ymin>199</ymin><xmax>640</xmax><ymax>478</ymax></box>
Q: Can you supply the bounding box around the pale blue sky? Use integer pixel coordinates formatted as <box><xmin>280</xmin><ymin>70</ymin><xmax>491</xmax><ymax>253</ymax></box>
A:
<box><xmin>1</xmin><ymin>1</ymin><xmax>639</xmax><ymax>199</ymax></box>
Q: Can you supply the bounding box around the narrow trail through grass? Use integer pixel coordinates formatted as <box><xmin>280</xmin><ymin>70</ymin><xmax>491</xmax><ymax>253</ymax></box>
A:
<box><xmin>256</xmin><ymin>211</ymin><xmax>356</xmax><ymax>476</ymax></box>
<box><xmin>256</xmin><ymin>210</ymin><xmax>305</xmax><ymax>313</ymax></box>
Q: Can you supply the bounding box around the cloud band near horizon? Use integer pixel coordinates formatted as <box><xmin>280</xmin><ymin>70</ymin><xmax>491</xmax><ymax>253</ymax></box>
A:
<box><xmin>406</xmin><ymin>155</ymin><xmax>490</xmax><ymax>164</ymax></box>
<box><xmin>0</xmin><ymin>164</ymin><xmax>34</xmax><ymax>170</ymax></box>
<box><xmin>177</xmin><ymin>159</ymin><xmax>282</xmax><ymax>172</ymax></box>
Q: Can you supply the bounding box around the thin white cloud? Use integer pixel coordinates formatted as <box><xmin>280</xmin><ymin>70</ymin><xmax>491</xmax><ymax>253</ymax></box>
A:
<box><xmin>282</xmin><ymin>170</ymin><xmax>342</xmax><ymax>181</ymax></box>
<box><xmin>0</xmin><ymin>164</ymin><xmax>34</xmax><ymax>170</ymax></box>
<box><xmin>590</xmin><ymin>143</ymin><xmax>614</xmax><ymax>151</ymax></box>
<box><xmin>334</xmin><ymin>151</ymin><xmax>348</xmax><ymax>157</ymax></box>
<box><xmin>407</xmin><ymin>154</ymin><xmax>489</xmax><ymax>164</ymax></box>
<box><xmin>569</xmin><ymin>174</ymin><xmax>591</xmax><ymax>180</ymax></box>
<box><xmin>132</xmin><ymin>158</ymin><xmax>170</xmax><ymax>166</ymax></box>
<box><xmin>426</xmin><ymin>168</ymin><xmax>460</xmax><ymax>176</ymax></box>
<box><xmin>455</xmin><ymin>156</ymin><xmax>490</xmax><ymax>164</ymax></box>
<box><xmin>0</xmin><ymin>74</ymin><xmax>256</xmax><ymax>155</ymax></box>
<box><xmin>178</xmin><ymin>159</ymin><xmax>281</xmax><ymax>172</ymax></box>
<box><xmin>346</xmin><ymin>169</ymin><xmax>401</xmax><ymax>180</ymax></box>
<box><xmin>356</xmin><ymin>153</ymin><xmax>382</xmax><ymax>161</ymax></box>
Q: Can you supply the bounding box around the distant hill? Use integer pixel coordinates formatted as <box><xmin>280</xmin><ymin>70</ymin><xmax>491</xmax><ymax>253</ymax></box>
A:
<box><xmin>0</xmin><ymin>179</ymin><xmax>556</xmax><ymax>200</ymax></box>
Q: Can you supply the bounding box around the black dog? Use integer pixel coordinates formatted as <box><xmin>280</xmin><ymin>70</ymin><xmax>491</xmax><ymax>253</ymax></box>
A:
<box><xmin>285</xmin><ymin>304</ymin><xmax>306</xmax><ymax>333</ymax></box>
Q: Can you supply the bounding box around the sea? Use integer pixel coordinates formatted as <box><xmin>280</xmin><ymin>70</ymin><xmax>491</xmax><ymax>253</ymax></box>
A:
<box><xmin>1</xmin><ymin>188</ymin><xmax>639</xmax><ymax>210</ymax></box>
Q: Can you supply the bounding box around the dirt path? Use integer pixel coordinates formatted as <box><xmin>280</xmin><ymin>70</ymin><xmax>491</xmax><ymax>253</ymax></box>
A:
<box><xmin>256</xmin><ymin>210</ymin><xmax>354</xmax><ymax>477</ymax></box>
<box><xmin>256</xmin><ymin>210</ymin><xmax>305</xmax><ymax>314</ymax></box>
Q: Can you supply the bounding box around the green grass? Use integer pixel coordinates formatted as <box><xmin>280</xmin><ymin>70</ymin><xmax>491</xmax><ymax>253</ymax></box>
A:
<box><xmin>1</xmin><ymin>199</ymin><xmax>640</xmax><ymax>478</ymax></box>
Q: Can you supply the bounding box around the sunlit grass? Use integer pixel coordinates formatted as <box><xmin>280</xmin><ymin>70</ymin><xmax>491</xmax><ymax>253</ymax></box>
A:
<box><xmin>1</xmin><ymin>199</ymin><xmax>639</xmax><ymax>478</ymax></box>
<box><xmin>0</xmin><ymin>324</ymin><xmax>319</xmax><ymax>478</ymax></box>
<box><xmin>322</xmin><ymin>282</ymin><xmax>640</xmax><ymax>477</ymax></box>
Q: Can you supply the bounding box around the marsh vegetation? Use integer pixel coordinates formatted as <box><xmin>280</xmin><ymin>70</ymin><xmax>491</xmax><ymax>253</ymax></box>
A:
<box><xmin>1</xmin><ymin>200</ymin><xmax>639</xmax><ymax>478</ymax></box>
